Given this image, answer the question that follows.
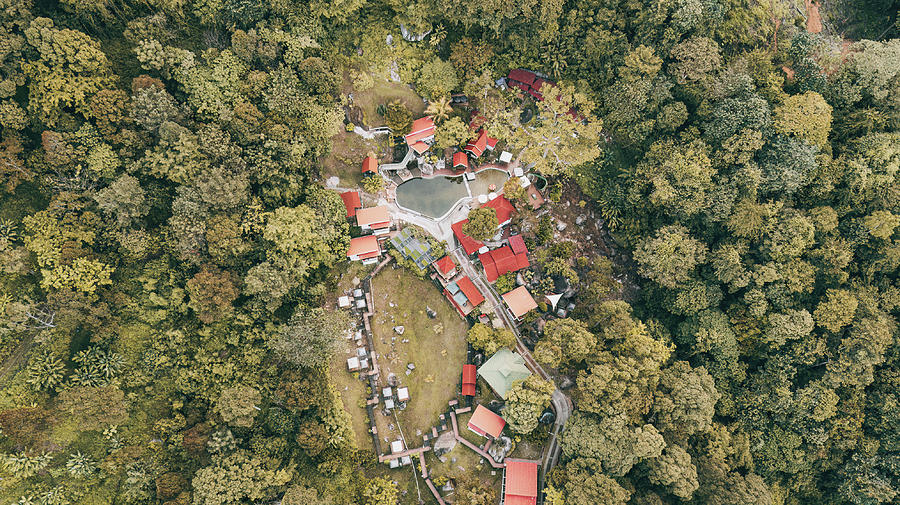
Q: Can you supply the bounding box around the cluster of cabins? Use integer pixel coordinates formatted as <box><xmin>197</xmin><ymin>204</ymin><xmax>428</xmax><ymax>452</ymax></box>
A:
<box><xmin>341</xmin><ymin>192</ymin><xmax>392</xmax><ymax>265</ymax></box>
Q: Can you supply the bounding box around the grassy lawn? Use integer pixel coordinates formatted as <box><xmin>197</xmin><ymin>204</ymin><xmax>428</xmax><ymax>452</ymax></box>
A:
<box><xmin>320</xmin><ymin>130</ymin><xmax>377</xmax><ymax>189</ymax></box>
<box><xmin>348</xmin><ymin>77</ymin><xmax>427</xmax><ymax>128</ymax></box>
<box><xmin>370</xmin><ymin>267</ymin><xmax>468</xmax><ymax>442</ymax></box>
<box><xmin>328</xmin><ymin>351</ymin><xmax>372</xmax><ymax>449</ymax></box>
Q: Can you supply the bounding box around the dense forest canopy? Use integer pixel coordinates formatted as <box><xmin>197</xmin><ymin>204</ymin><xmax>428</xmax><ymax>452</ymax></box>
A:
<box><xmin>0</xmin><ymin>0</ymin><xmax>898</xmax><ymax>504</ymax></box>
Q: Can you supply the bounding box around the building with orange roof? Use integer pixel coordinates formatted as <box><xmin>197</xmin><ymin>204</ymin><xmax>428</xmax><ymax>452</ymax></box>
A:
<box><xmin>340</xmin><ymin>190</ymin><xmax>362</xmax><ymax>218</ymax></box>
<box><xmin>356</xmin><ymin>206</ymin><xmax>392</xmax><ymax>235</ymax></box>
<box><xmin>465</xmin><ymin>130</ymin><xmax>488</xmax><ymax>158</ymax></box>
<box><xmin>502</xmin><ymin>460</ymin><xmax>539</xmax><ymax>505</ymax></box>
<box><xmin>362</xmin><ymin>155</ymin><xmax>378</xmax><ymax>175</ymax></box>
<box><xmin>433</xmin><ymin>255</ymin><xmax>457</xmax><ymax>279</ymax></box>
<box><xmin>467</xmin><ymin>405</ymin><xmax>505</xmax><ymax>439</ymax></box>
<box><xmin>452</xmin><ymin>151</ymin><xmax>469</xmax><ymax>170</ymax></box>
<box><xmin>347</xmin><ymin>235</ymin><xmax>381</xmax><ymax>264</ymax></box>
<box><xmin>502</xmin><ymin>286</ymin><xmax>538</xmax><ymax>320</ymax></box>
<box><xmin>410</xmin><ymin>141</ymin><xmax>430</xmax><ymax>155</ymax></box>
<box><xmin>405</xmin><ymin>116</ymin><xmax>436</xmax><ymax>147</ymax></box>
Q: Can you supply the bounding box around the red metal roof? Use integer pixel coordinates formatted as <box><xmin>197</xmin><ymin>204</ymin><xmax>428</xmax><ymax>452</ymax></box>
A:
<box><xmin>456</xmin><ymin>276</ymin><xmax>485</xmax><ymax>308</ymax></box>
<box><xmin>465</xmin><ymin>130</ymin><xmax>488</xmax><ymax>158</ymax></box>
<box><xmin>508</xmin><ymin>69</ymin><xmax>537</xmax><ymax>87</ymax></box>
<box><xmin>340</xmin><ymin>191</ymin><xmax>362</xmax><ymax>218</ymax></box>
<box><xmin>452</xmin><ymin>219</ymin><xmax>485</xmax><ymax>255</ymax></box>
<box><xmin>480</xmin><ymin>246</ymin><xmax>528</xmax><ymax>282</ymax></box>
<box><xmin>504</xmin><ymin>460</ymin><xmax>538</xmax><ymax>505</ymax></box>
<box><xmin>462</xmin><ymin>383</ymin><xmax>476</xmax><ymax>396</ymax></box>
<box><xmin>433</xmin><ymin>255</ymin><xmax>456</xmax><ymax>275</ymax></box>
<box><xmin>532</xmin><ymin>78</ymin><xmax>550</xmax><ymax>93</ymax></box>
<box><xmin>405</xmin><ymin>116</ymin><xmax>436</xmax><ymax>145</ymax></box>
<box><xmin>356</xmin><ymin>206</ymin><xmax>391</xmax><ymax>228</ymax></box>
<box><xmin>362</xmin><ymin>156</ymin><xmax>378</xmax><ymax>174</ymax></box>
<box><xmin>463</xmin><ymin>364</ymin><xmax>477</xmax><ymax>385</ymax></box>
<box><xmin>410</xmin><ymin>141</ymin><xmax>430</xmax><ymax>154</ymax></box>
<box><xmin>509</xmin><ymin>235</ymin><xmax>527</xmax><ymax>255</ymax></box>
<box><xmin>486</xmin><ymin>136</ymin><xmax>498</xmax><ymax>150</ymax></box>
<box><xmin>479</xmin><ymin>251</ymin><xmax>499</xmax><ymax>282</ymax></box>
<box><xmin>452</xmin><ymin>151</ymin><xmax>469</xmax><ymax>168</ymax></box>
<box><xmin>467</xmin><ymin>405</ymin><xmax>505</xmax><ymax>438</ymax></box>
<box><xmin>502</xmin><ymin>286</ymin><xmax>538</xmax><ymax>319</ymax></box>
<box><xmin>483</xmin><ymin>195</ymin><xmax>515</xmax><ymax>224</ymax></box>
<box><xmin>347</xmin><ymin>235</ymin><xmax>380</xmax><ymax>258</ymax></box>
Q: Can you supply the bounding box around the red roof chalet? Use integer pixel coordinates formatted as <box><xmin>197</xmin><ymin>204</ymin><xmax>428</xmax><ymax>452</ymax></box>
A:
<box><xmin>465</xmin><ymin>130</ymin><xmax>488</xmax><ymax>158</ymax></box>
<box><xmin>462</xmin><ymin>364</ymin><xmax>477</xmax><ymax>396</ymax></box>
<box><xmin>362</xmin><ymin>155</ymin><xmax>378</xmax><ymax>175</ymax></box>
<box><xmin>452</xmin><ymin>151</ymin><xmax>469</xmax><ymax>170</ymax></box>
<box><xmin>479</xmin><ymin>245</ymin><xmax>529</xmax><ymax>282</ymax></box>
<box><xmin>504</xmin><ymin>460</ymin><xmax>539</xmax><ymax>505</ymax></box>
<box><xmin>347</xmin><ymin>235</ymin><xmax>381</xmax><ymax>262</ymax></box>
<box><xmin>507</xmin><ymin>69</ymin><xmax>537</xmax><ymax>87</ymax></box>
<box><xmin>452</xmin><ymin>219</ymin><xmax>485</xmax><ymax>255</ymax></box>
<box><xmin>482</xmin><ymin>195</ymin><xmax>515</xmax><ymax>226</ymax></box>
<box><xmin>340</xmin><ymin>191</ymin><xmax>362</xmax><ymax>218</ymax></box>
<box><xmin>433</xmin><ymin>255</ymin><xmax>456</xmax><ymax>278</ymax></box>
<box><xmin>467</xmin><ymin>405</ymin><xmax>505</xmax><ymax>439</ymax></box>
<box><xmin>509</xmin><ymin>235</ymin><xmax>528</xmax><ymax>255</ymax></box>
<box><xmin>405</xmin><ymin>116</ymin><xmax>436</xmax><ymax>146</ymax></box>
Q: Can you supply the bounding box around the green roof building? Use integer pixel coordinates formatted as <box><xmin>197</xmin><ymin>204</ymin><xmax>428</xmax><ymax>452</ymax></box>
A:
<box><xmin>477</xmin><ymin>348</ymin><xmax>532</xmax><ymax>399</ymax></box>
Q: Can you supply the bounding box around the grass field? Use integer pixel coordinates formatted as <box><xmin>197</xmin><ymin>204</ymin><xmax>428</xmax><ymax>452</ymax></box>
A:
<box><xmin>348</xmin><ymin>78</ymin><xmax>427</xmax><ymax>128</ymax></box>
<box><xmin>370</xmin><ymin>267</ymin><xmax>468</xmax><ymax>442</ymax></box>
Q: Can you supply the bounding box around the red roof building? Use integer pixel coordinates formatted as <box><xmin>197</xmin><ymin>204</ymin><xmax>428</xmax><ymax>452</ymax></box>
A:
<box><xmin>486</xmin><ymin>136</ymin><xmax>498</xmax><ymax>151</ymax></box>
<box><xmin>503</xmin><ymin>460</ymin><xmax>539</xmax><ymax>505</ymax></box>
<box><xmin>507</xmin><ymin>69</ymin><xmax>537</xmax><ymax>87</ymax></box>
<box><xmin>468</xmin><ymin>405</ymin><xmax>505</xmax><ymax>439</ymax></box>
<box><xmin>462</xmin><ymin>364</ymin><xmax>477</xmax><ymax>396</ymax></box>
<box><xmin>347</xmin><ymin>235</ymin><xmax>381</xmax><ymax>262</ymax></box>
<box><xmin>362</xmin><ymin>156</ymin><xmax>378</xmax><ymax>175</ymax></box>
<box><xmin>465</xmin><ymin>130</ymin><xmax>488</xmax><ymax>158</ymax></box>
<box><xmin>452</xmin><ymin>151</ymin><xmax>469</xmax><ymax>170</ymax></box>
<box><xmin>444</xmin><ymin>275</ymin><xmax>485</xmax><ymax>317</ymax></box>
<box><xmin>482</xmin><ymin>195</ymin><xmax>516</xmax><ymax>226</ymax></box>
<box><xmin>410</xmin><ymin>141</ymin><xmax>430</xmax><ymax>155</ymax></box>
<box><xmin>433</xmin><ymin>256</ymin><xmax>457</xmax><ymax>278</ymax></box>
<box><xmin>452</xmin><ymin>219</ymin><xmax>485</xmax><ymax>255</ymax></box>
<box><xmin>340</xmin><ymin>190</ymin><xmax>362</xmax><ymax>218</ymax></box>
<box><xmin>405</xmin><ymin>116</ymin><xmax>436</xmax><ymax>146</ymax></box>
<box><xmin>509</xmin><ymin>235</ymin><xmax>528</xmax><ymax>255</ymax></box>
<box><xmin>356</xmin><ymin>206</ymin><xmax>392</xmax><ymax>233</ymax></box>
<box><xmin>479</xmin><ymin>245</ymin><xmax>529</xmax><ymax>282</ymax></box>
<box><xmin>502</xmin><ymin>286</ymin><xmax>538</xmax><ymax>320</ymax></box>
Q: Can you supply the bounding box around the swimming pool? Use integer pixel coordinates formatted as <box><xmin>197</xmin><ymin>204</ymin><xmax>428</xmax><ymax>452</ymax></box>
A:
<box><xmin>396</xmin><ymin>169</ymin><xmax>510</xmax><ymax>218</ymax></box>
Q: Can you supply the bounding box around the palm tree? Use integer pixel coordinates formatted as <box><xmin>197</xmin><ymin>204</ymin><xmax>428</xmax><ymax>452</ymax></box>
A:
<box><xmin>425</xmin><ymin>95</ymin><xmax>453</xmax><ymax>124</ymax></box>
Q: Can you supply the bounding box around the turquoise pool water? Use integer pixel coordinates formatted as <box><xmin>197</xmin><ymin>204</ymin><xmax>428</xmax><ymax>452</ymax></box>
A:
<box><xmin>396</xmin><ymin>169</ymin><xmax>510</xmax><ymax>218</ymax></box>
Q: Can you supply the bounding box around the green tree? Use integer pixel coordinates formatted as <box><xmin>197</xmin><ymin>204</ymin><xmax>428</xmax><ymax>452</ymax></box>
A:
<box><xmin>512</xmin><ymin>83</ymin><xmax>602</xmax><ymax>176</ymax></box>
<box><xmin>562</xmin><ymin>412</ymin><xmax>665</xmax><ymax>476</ymax></box>
<box><xmin>216</xmin><ymin>385</ymin><xmax>262</xmax><ymax>427</ymax></box>
<box><xmin>634</xmin><ymin>225</ymin><xmax>708</xmax><ymax>289</ymax></box>
<box><xmin>534</xmin><ymin>318</ymin><xmax>597</xmax><ymax>368</ymax></box>
<box><xmin>416</xmin><ymin>58</ymin><xmax>458</xmax><ymax>100</ymax></box>
<box><xmin>564</xmin><ymin>458</ymin><xmax>631</xmax><ymax>505</ymax></box>
<box><xmin>192</xmin><ymin>451</ymin><xmax>285</xmax><ymax>505</ymax></box>
<box><xmin>362</xmin><ymin>477</ymin><xmax>398</xmax><ymax>505</ymax></box>
<box><xmin>647</xmin><ymin>445</ymin><xmax>699</xmax><ymax>500</ymax></box>
<box><xmin>466</xmin><ymin>323</ymin><xmax>515</xmax><ymax>355</ymax></box>
<box><xmin>774</xmin><ymin>91</ymin><xmax>833</xmax><ymax>148</ymax></box>
<box><xmin>814</xmin><ymin>289</ymin><xmax>858</xmax><ymax>333</ymax></box>
<box><xmin>384</xmin><ymin>100</ymin><xmax>412</xmax><ymax>136</ymax></box>
<box><xmin>57</xmin><ymin>385</ymin><xmax>128</xmax><ymax>431</ymax></box>
<box><xmin>504</xmin><ymin>375</ymin><xmax>555</xmax><ymax>434</ymax></box>
<box><xmin>187</xmin><ymin>266</ymin><xmax>239</xmax><ymax>323</ymax></box>
<box><xmin>653</xmin><ymin>361</ymin><xmax>719</xmax><ymax>438</ymax></box>
<box><xmin>463</xmin><ymin>208</ymin><xmax>498</xmax><ymax>241</ymax></box>
<box><xmin>433</xmin><ymin>116</ymin><xmax>470</xmax><ymax>150</ymax></box>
